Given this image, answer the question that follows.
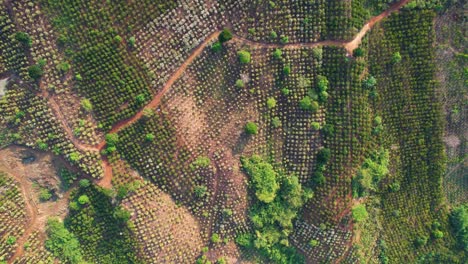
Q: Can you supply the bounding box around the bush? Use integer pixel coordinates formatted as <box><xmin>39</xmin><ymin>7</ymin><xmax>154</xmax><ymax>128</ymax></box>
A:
<box><xmin>270</xmin><ymin>31</ymin><xmax>278</xmax><ymax>39</ymax></box>
<box><xmin>241</xmin><ymin>155</ymin><xmax>279</xmax><ymax>203</ymax></box>
<box><xmin>245</xmin><ymin>122</ymin><xmax>258</xmax><ymax>135</ymax></box>
<box><xmin>28</xmin><ymin>65</ymin><xmax>43</xmax><ymax>80</ymax></box>
<box><xmin>78</xmin><ymin>194</ymin><xmax>90</xmax><ymax>205</ymax></box>
<box><xmin>266</xmin><ymin>97</ymin><xmax>277</xmax><ymax>109</ymax></box>
<box><xmin>6</xmin><ymin>236</ymin><xmax>16</xmax><ymax>245</ymax></box>
<box><xmin>191</xmin><ymin>156</ymin><xmax>211</xmax><ymax>168</ymax></box>
<box><xmin>135</xmin><ymin>94</ymin><xmax>146</xmax><ymax>104</ymax></box>
<box><xmin>80</xmin><ymin>98</ymin><xmax>93</xmax><ymax>112</ymax></box>
<box><xmin>272</xmin><ymin>117</ymin><xmax>281</xmax><ymax>128</ymax></box>
<box><xmin>415</xmin><ymin>235</ymin><xmax>428</xmax><ymax>247</ymax></box>
<box><xmin>218</xmin><ymin>28</ymin><xmax>233</xmax><ymax>43</ymax></box>
<box><xmin>316</xmin><ymin>148</ymin><xmax>331</xmax><ymax>164</ymax></box>
<box><xmin>128</xmin><ymin>36</ymin><xmax>136</xmax><ymax>47</ymax></box>
<box><xmin>353</xmin><ymin>47</ymin><xmax>364</xmax><ymax>57</ymax></box>
<box><xmin>39</xmin><ymin>188</ymin><xmax>53</xmax><ymax>201</ymax></box>
<box><xmin>238</xmin><ymin>50</ymin><xmax>251</xmax><ymax>64</ymax></box>
<box><xmin>15</xmin><ymin>32</ymin><xmax>31</xmax><ymax>47</ymax></box>
<box><xmin>79</xmin><ymin>179</ymin><xmax>90</xmax><ymax>188</ymax></box>
<box><xmin>56</xmin><ymin>61</ymin><xmax>71</xmax><ymax>72</ymax></box>
<box><xmin>236</xmin><ymin>79</ymin><xmax>245</xmax><ymax>88</ymax></box>
<box><xmin>236</xmin><ymin>233</ymin><xmax>253</xmax><ymax>247</ymax></box>
<box><xmin>273</xmin><ymin>49</ymin><xmax>282</xmax><ymax>59</ymax></box>
<box><xmin>105</xmin><ymin>133</ymin><xmax>119</xmax><ymax>146</ymax></box>
<box><xmin>212</xmin><ymin>41</ymin><xmax>222</xmax><ymax>52</ymax></box>
<box><xmin>211</xmin><ymin>233</ymin><xmax>220</xmax><ymax>243</ymax></box>
<box><xmin>321</xmin><ymin>124</ymin><xmax>335</xmax><ymax>137</ymax></box>
<box><xmin>311</xmin><ymin>122</ymin><xmax>320</xmax><ymax>130</ymax></box>
<box><xmin>299</xmin><ymin>96</ymin><xmax>319</xmax><ymax>112</ymax></box>
<box><xmin>309</xmin><ymin>239</ymin><xmax>319</xmax><ymax>247</ymax></box>
<box><xmin>449</xmin><ymin>204</ymin><xmax>467</xmax><ymax>251</ymax></box>
<box><xmin>352</xmin><ymin>204</ymin><xmax>368</xmax><ymax>222</ymax></box>
<box><xmin>194</xmin><ymin>185</ymin><xmax>208</xmax><ymax>198</ymax></box>
<box><xmin>45</xmin><ymin>218</ymin><xmax>83</xmax><ymax>264</ymax></box>
<box><xmin>145</xmin><ymin>133</ymin><xmax>155</xmax><ymax>142</ymax></box>
<box><xmin>283</xmin><ymin>65</ymin><xmax>291</xmax><ymax>75</ymax></box>
<box><xmin>391</xmin><ymin>52</ymin><xmax>402</xmax><ymax>63</ymax></box>
<box><xmin>363</xmin><ymin>76</ymin><xmax>377</xmax><ymax>89</ymax></box>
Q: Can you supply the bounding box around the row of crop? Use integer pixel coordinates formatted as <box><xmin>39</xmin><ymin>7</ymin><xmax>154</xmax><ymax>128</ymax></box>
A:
<box><xmin>368</xmin><ymin>10</ymin><xmax>460</xmax><ymax>262</ymax></box>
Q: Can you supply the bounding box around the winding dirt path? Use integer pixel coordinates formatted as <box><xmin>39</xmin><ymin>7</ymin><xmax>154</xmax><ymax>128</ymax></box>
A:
<box><xmin>47</xmin><ymin>0</ymin><xmax>410</xmax><ymax>189</ymax></box>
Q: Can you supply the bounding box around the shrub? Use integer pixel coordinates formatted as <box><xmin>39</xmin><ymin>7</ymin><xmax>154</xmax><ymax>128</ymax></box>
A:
<box><xmin>311</xmin><ymin>122</ymin><xmax>320</xmax><ymax>130</ymax></box>
<box><xmin>270</xmin><ymin>31</ymin><xmax>278</xmax><ymax>39</ymax></box>
<box><xmin>145</xmin><ymin>133</ymin><xmax>155</xmax><ymax>142</ymax></box>
<box><xmin>415</xmin><ymin>235</ymin><xmax>428</xmax><ymax>247</ymax></box>
<box><xmin>211</xmin><ymin>233</ymin><xmax>220</xmax><ymax>243</ymax></box>
<box><xmin>281</xmin><ymin>88</ymin><xmax>290</xmax><ymax>95</ymax></box>
<box><xmin>353</xmin><ymin>47</ymin><xmax>364</xmax><ymax>57</ymax></box>
<box><xmin>241</xmin><ymin>155</ymin><xmax>279</xmax><ymax>203</ymax></box>
<box><xmin>6</xmin><ymin>236</ymin><xmax>16</xmax><ymax>245</ymax></box>
<box><xmin>80</xmin><ymin>98</ymin><xmax>93</xmax><ymax>112</ymax></box>
<box><xmin>321</xmin><ymin>124</ymin><xmax>335</xmax><ymax>137</ymax></box>
<box><xmin>105</xmin><ymin>133</ymin><xmax>119</xmax><ymax>146</ymax></box>
<box><xmin>280</xmin><ymin>35</ymin><xmax>289</xmax><ymax>43</ymax></box>
<box><xmin>245</xmin><ymin>122</ymin><xmax>258</xmax><ymax>135</ymax></box>
<box><xmin>273</xmin><ymin>49</ymin><xmax>282</xmax><ymax>59</ymax></box>
<box><xmin>309</xmin><ymin>239</ymin><xmax>319</xmax><ymax>247</ymax></box>
<box><xmin>78</xmin><ymin>195</ymin><xmax>90</xmax><ymax>205</ymax></box>
<box><xmin>236</xmin><ymin>233</ymin><xmax>253</xmax><ymax>247</ymax></box>
<box><xmin>391</xmin><ymin>52</ymin><xmax>402</xmax><ymax>63</ymax></box>
<box><xmin>363</xmin><ymin>76</ymin><xmax>377</xmax><ymax>89</ymax></box>
<box><xmin>316</xmin><ymin>148</ymin><xmax>331</xmax><ymax>164</ymax></box>
<box><xmin>113</xmin><ymin>206</ymin><xmax>131</xmax><ymax>222</ymax></box>
<box><xmin>211</xmin><ymin>41</ymin><xmax>222</xmax><ymax>52</ymax></box>
<box><xmin>14</xmin><ymin>32</ymin><xmax>31</xmax><ymax>47</ymax></box>
<box><xmin>266</xmin><ymin>97</ymin><xmax>277</xmax><ymax>109</ymax></box>
<box><xmin>272</xmin><ymin>117</ymin><xmax>281</xmax><ymax>128</ymax></box>
<box><xmin>450</xmin><ymin>204</ymin><xmax>467</xmax><ymax>251</ymax></box>
<box><xmin>135</xmin><ymin>94</ymin><xmax>146</xmax><ymax>104</ymax></box>
<box><xmin>56</xmin><ymin>61</ymin><xmax>71</xmax><ymax>72</ymax></box>
<box><xmin>283</xmin><ymin>65</ymin><xmax>291</xmax><ymax>75</ymax></box>
<box><xmin>238</xmin><ymin>50</ymin><xmax>251</xmax><ymax>64</ymax></box>
<box><xmin>352</xmin><ymin>204</ymin><xmax>368</xmax><ymax>222</ymax></box>
<box><xmin>191</xmin><ymin>156</ymin><xmax>211</xmax><ymax>168</ymax></box>
<box><xmin>28</xmin><ymin>65</ymin><xmax>43</xmax><ymax>80</ymax></box>
<box><xmin>432</xmin><ymin>230</ymin><xmax>444</xmax><ymax>239</ymax></box>
<box><xmin>45</xmin><ymin>218</ymin><xmax>83</xmax><ymax>264</ymax></box>
<box><xmin>236</xmin><ymin>79</ymin><xmax>245</xmax><ymax>88</ymax></box>
<box><xmin>194</xmin><ymin>185</ymin><xmax>208</xmax><ymax>198</ymax></box>
<box><xmin>313</xmin><ymin>171</ymin><xmax>326</xmax><ymax>185</ymax></box>
<box><xmin>218</xmin><ymin>28</ymin><xmax>233</xmax><ymax>43</ymax></box>
<box><xmin>128</xmin><ymin>36</ymin><xmax>136</xmax><ymax>47</ymax></box>
<box><xmin>299</xmin><ymin>96</ymin><xmax>319</xmax><ymax>112</ymax></box>
<box><xmin>79</xmin><ymin>179</ymin><xmax>90</xmax><ymax>188</ymax></box>
<box><xmin>312</xmin><ymin>48</ymin><xmax>323</xmax><ymax>60</ymax></box>
<box><xmin>40</xmin><ymin>188</ymin><xmax>53</xmax><ymax>201</ymax></box>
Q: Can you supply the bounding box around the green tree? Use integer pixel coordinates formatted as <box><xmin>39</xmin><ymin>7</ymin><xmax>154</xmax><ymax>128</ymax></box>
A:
<box><xmin>218</xmin><ymin>28</ymin><xmax>233</xmax><ymax>43</ymax></box>
<box><xmin>145</xmin><ymin>133</ymin><xmax>155</xmax><ymax>142</ymax></box>
<box><xmin>299</xmin><ymin>96</ymin><xmax>319</xmax><ymax>112</ymax></box>
<box><xmin>391</xmin><ymin>52</ymin><xmax>402</xmax><ymax>63</ymax></box>
<box><xmin>353</xmin><ymin>47</ymin><xmax>364</xmax><ymax>57</ymax></box>
<box><xmin>352</xmin><ymin>204</ymin><xmax>368</xmax><ymax>222</ymax></box>
<box><xmin>15</xmin><ymin>32</ymin><xmax>32</xmax><ymax>47</ymax></box>
<box><xmin>128</xmin><ymin>36</ymin><xmax>136</xmax><ymax>47</ymax></box>
<box><xmin>245</xmin><ymin>122</ymin><xmax>258</xmax><ymax>135</ymax></box>
<box><xmin>28</xmin><ymin>65</ymin><xmax>43</xmax><ymax>80</ymax></box>
<box><xmin>212</xmin><ymin>41</ymin><xmax>222</xmax><ymax>52</ymax></box>
<box><xmin>78</xmin><ymin>195</ymin><xmax>90</xmax><ymax>205</ymax></box>
<box><xmin>79</xmin><ymin>179</ymin><xmax>90</xmax><ymax>188</ymax></box>
<box><xmin>80</xmin><ymin>98</ymin><xmax>93</xmax><ymax>112</ymax></box>
<box><xmin>236</xmin><ymin>79</ymin><xmax>245</xmax><ymax>88</ymax></box>
<box><xmin>194</xmin><ymin>185</ymin><xmax>208</xmax><ymax>198</ymax></box>
<box><xmin>45</xmin><ymin>218</ymin><xmax>83</xmax><ymax>264</ymax></box>
<box><xmin>241</xmin><ymin>155</ymin><xmax>279</xmax><ymax>203</ymax></box>
<box><xmin>273</xmin><ymin>49</ymin><xmax>282</xmax><ymax>59</ymax></box>
<box><xmin>283</xmin><ymin>65</ymin><xmax>291</xmax><ymax>75</ymax></box>
<box><xmin>238</xmin><ymin>50</ymin><xmax>251</xmax><ymax>64</ymax></box>
<box><xmin>266</xmin><ymin>97</ymin><xmax>277</xmax><ymax>109</ymax></box>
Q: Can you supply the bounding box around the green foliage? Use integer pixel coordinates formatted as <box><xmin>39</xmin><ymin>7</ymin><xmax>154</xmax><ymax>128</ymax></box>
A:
<box><xmin>316</xmin><ymin>148</ymin><xmax>331</xmax><ymax>165</ymax></box>
<box><xmin>273</xmin><ymin>49</ymin><xmax>282</xmax><ymax>59</ymax></box>
<box><xmin>352</xmin><ymin>204</ymin><xmax>368</xmax><ymax>222</ymax></box>
<box><xmin>39</xmin><ymin>188</ymin><xmax>53</xmax><ymax>201</ymax></box>
<box><xmin>321</xmin><ymin>124</ymin><xmax>335</xmax><ymax>137</ymax></box>
<box><xmin>266</xmin><ymin>97</ymin><xmax>277</xmax><ymax>109</ymax></box>
<box><xmin>6</xmin><ymin>236</ymin><xmax>16</xmax><ymax>245</ymax></box>
<box><xmin>363</xmin><ymin>75</ymin><xmax>377</xmax><ymax>89</ymax></box>
<box><xmin>135</xmin><ymin>93</ymin><xmax>146</xmax><ymax>104</ymax></box>
<box><xmin>45</xmin><ymin>218</ymin><xmax>83</xmax><ymax>264</ymax></box>
<box><xmin>218</xmin><ymin>28</ymin><xmax>233</xmax><ymax>43</ymax></box>
<box><xmin>391</xmin><ymin>51</ymin><xmax>402</xmax><ymax>63</ymax></box>
<box><xmin>415</xmin><ymin>235</ymin><xmax>429</xmax><ymax>247</ymax></box>
<box><xmin>191</xmin><ymin>156</ymin><xmax>211</xmax><ymax>169</ymax></box>
<box><xmin>450</xmin><ymin>204</ymin><xmax>468</xmax><ymax>252</ymax></box>
<box><xmin>145</xmin><ymin>133</ymin><xmax>155</xmax><ymax>142</ymax></box>
<box><xmin>238</xmin><ymin>156</ymin><xmax>312</xmax><ymax>263</ymax></box>
<box><xmin>212</xmin><ymin>41</ymin><xmax>222</xmax><ymax>52</ymax></box>
<box><xmin>28</xmin><ymin>64</ymin><xmax>44</xmax><ymax>80</ymax></box>
<box><xmin>65</xmin><ymin>185</ymin><xmax>140</xmax><ymax>263</ymax></box>
<box><xmin>241</xmin><ymin>155</ymin><xmax>279</xmax><ymax>203</ymax></box>
<box><xmin>311</xmin><ymin>122</ymin><xmax>320</xmax><ymax>130</ymax></box>
<box><xmin>312</xmin><ymin>47</ymin><xmax>323</xmax><ymax>60</ymax></box>
<box><xmin>211</xmin><ymin>233</ymin><xmax>220</xmax><ymax>243</ymax></box>
<box><xmin>299</xmin><ymin>96</ymin><xmax>319</xmax><ymax>112</ymax></box>
<box><xmin>245</xmin><ymin>122</ymin><xmax>258</xmax><ymax>135</ymax></box>
<box><xmin>283</xmin><ymin>65</ymin><xmax>291</xmax><ymax>75</ymax></box>
<box><xmin>236</xmin><ymin>79</ymin><xmax>245</xmax><ymax>88</ymax></box>
<box><xmin>309</xmin><ymin>239</ymin><xmax>319</xmax><ymax>247</ymax></box>
<box><xmin>352</xmin><ymin>148</ymin><xmax>390</xmax><ymax>197</ymax></box>
<box><xmin>353</xmin><ymin>47</ymin><xmax>364</xmax><ymax>57</ymax></box>
<box><xmin>270</xmin><ymin>30</ymin><xmax>278</xmax><ymax>39</ymax></box>
<box><xmin>128</xmin><ymin>36</ymin><xmax>136</xmax><ymax>47</ymax></box>
<box><xmin>14</xmin><ymin>32</ymin><xmax>32</xmax><ymax>47</ymax></box>
<box><xmin>79</xmin><ymin>179</ymin><xmax>91</xmax><ymax>188</ymax></box>
<box><xmin>78</xmin><ymin>195</ymin><xmax>90</xmax><ymax>205</ymax></box>
<box><xmin>80</xmin><ymin>98</ymin><xmax>93</xmax><ymax>112</ymax></box>
<box><xmin>238</xmin><ymin>50</ymin><xmax>251</xmax><ymax>64</ymax></box>
<box><xmin>271</xmin><ymin>117</ymin><xmax>281</xmax><ymax>128</ymax></box>
<box><xmin>56</xmin><ymin>61</ymin><xmax>71</xmax><ymax>72</ymax></box>
<box><xmin>194</xmin><ymin>185</ymin><xmax>208</xmax><ymax>198</ymax></box>
<box><xmin>105</xmin><ymin>133</ymin><xmax>119</xmax><ymax>146</ymax></box>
